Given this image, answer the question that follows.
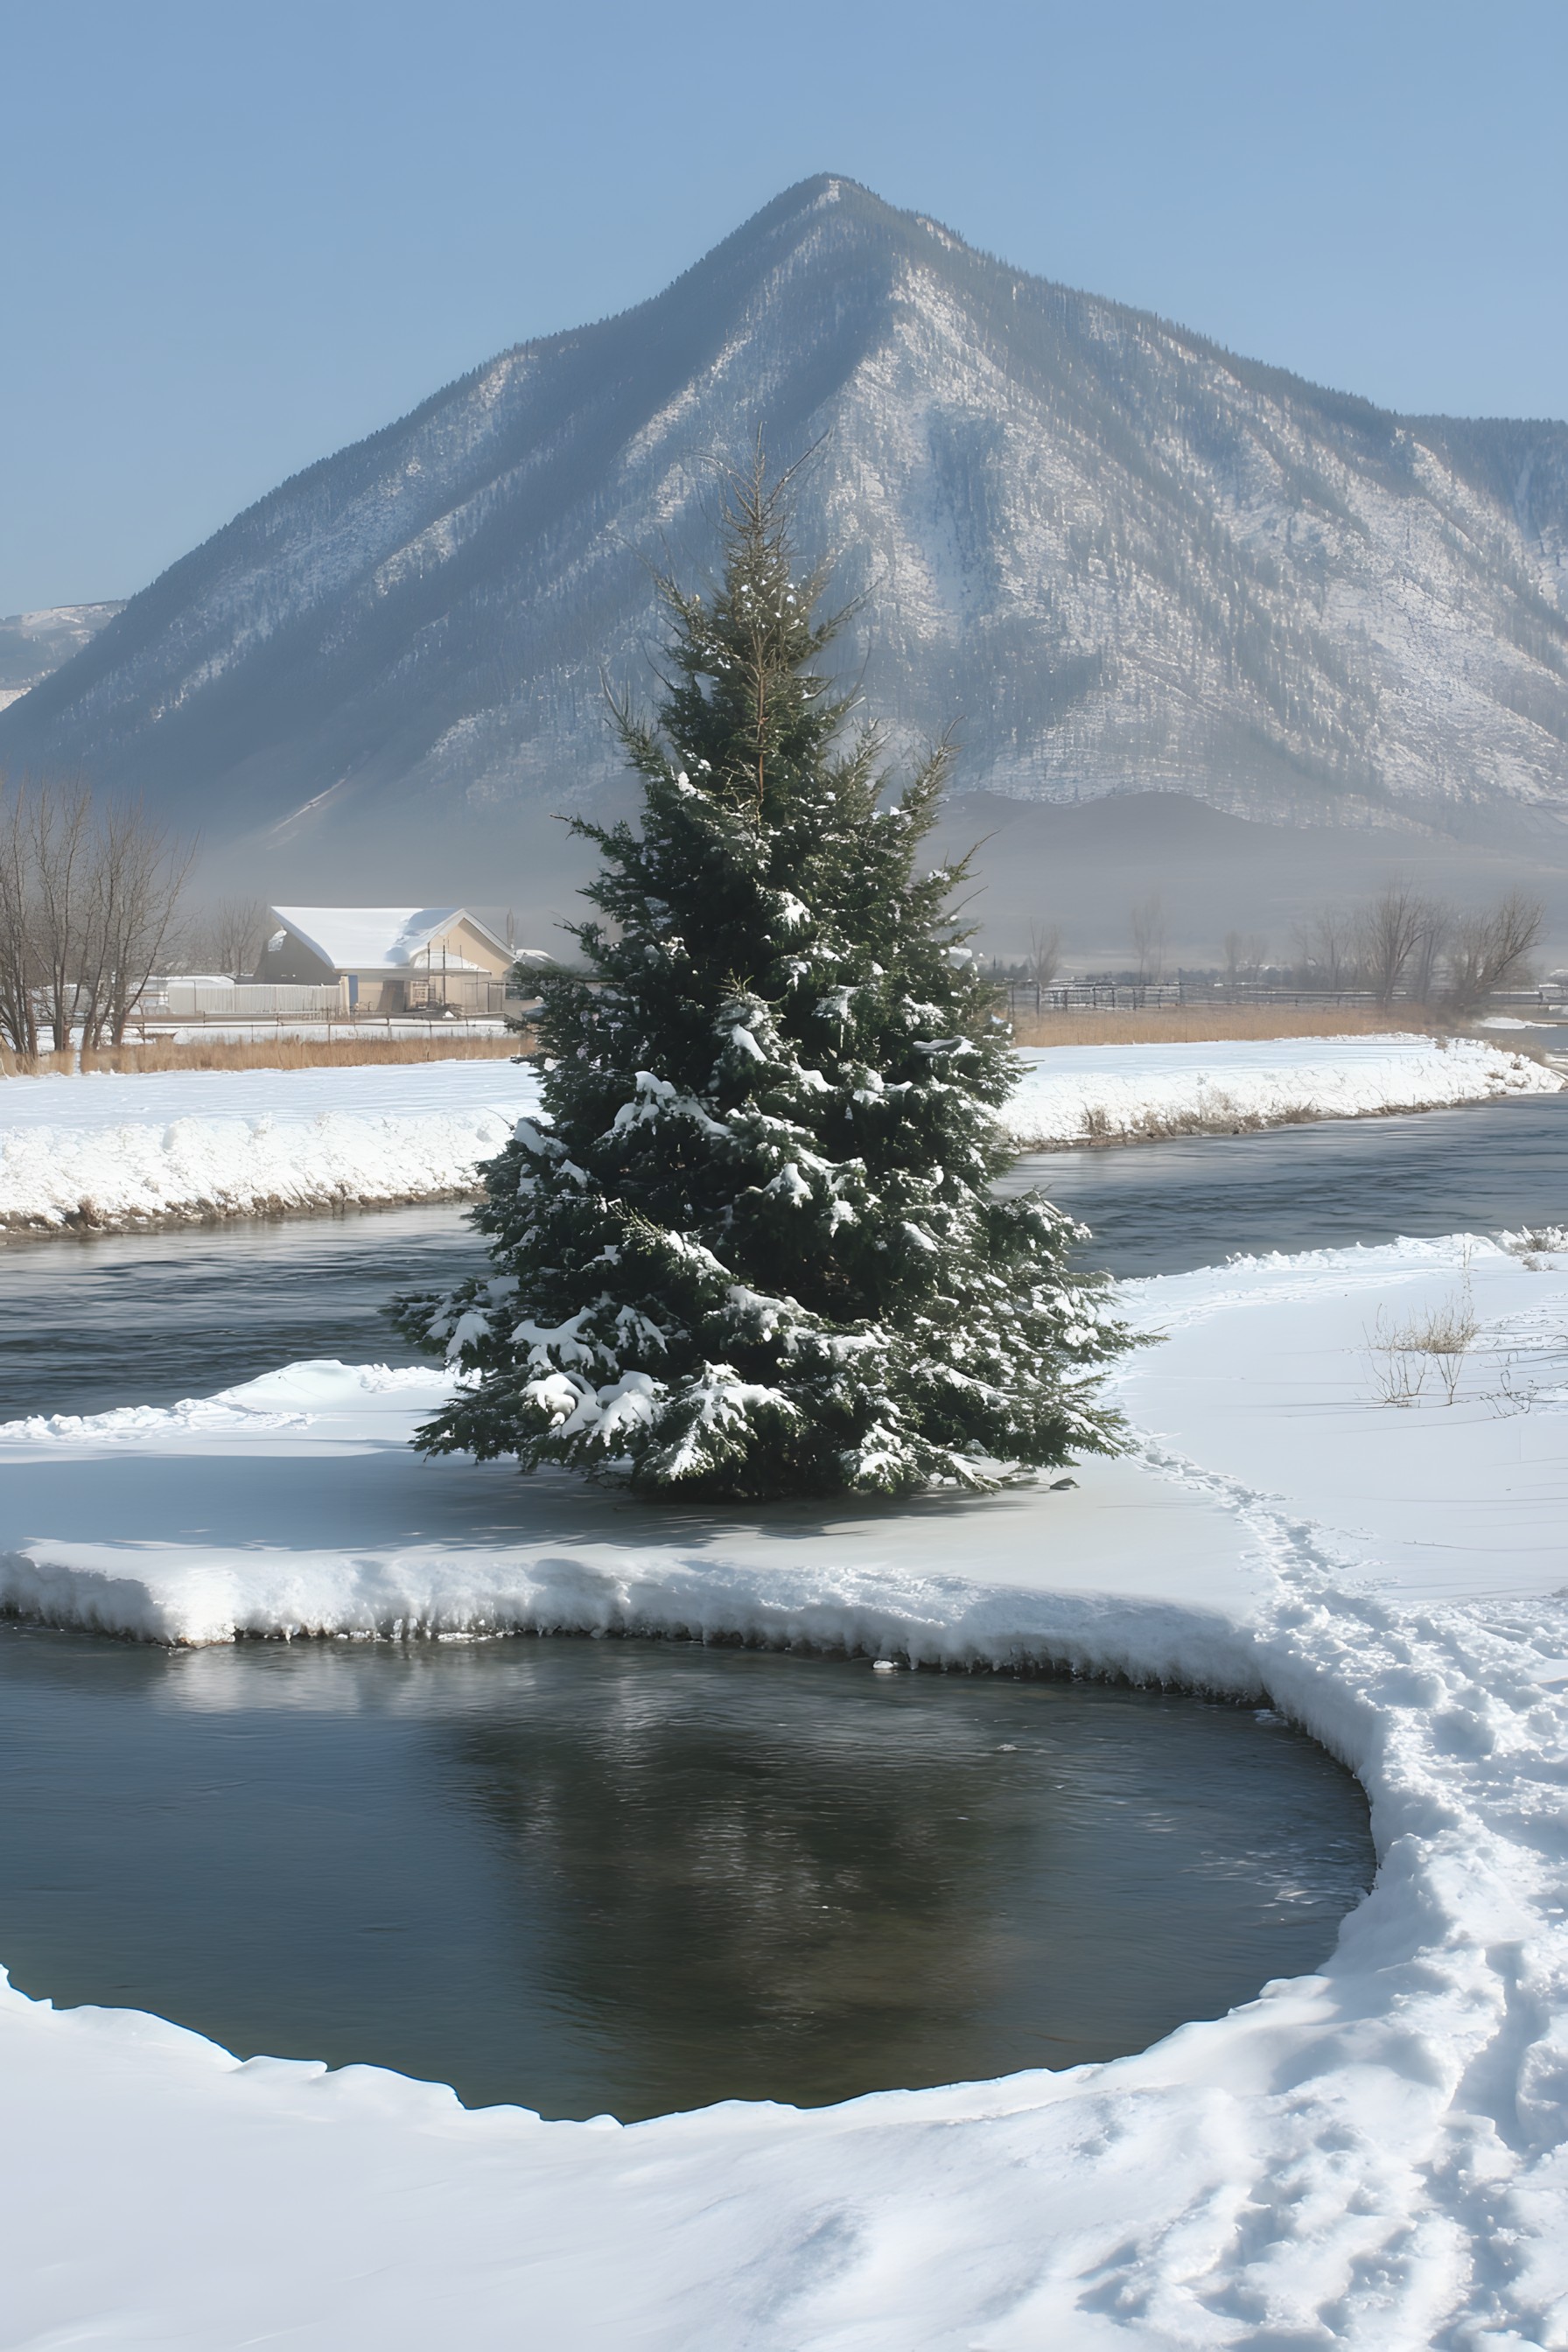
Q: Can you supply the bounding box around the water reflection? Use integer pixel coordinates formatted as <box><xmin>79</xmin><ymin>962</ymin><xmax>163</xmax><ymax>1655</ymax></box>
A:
<box><xmin>0</xmin><ymin>1628</ymin><xmax>1373</xmax><ymax>2119</ymax></box>
<box><xmin>456</xmin><ymin>1662</ymin><xmax>1019</xmax><ymax>2110</ymax></box>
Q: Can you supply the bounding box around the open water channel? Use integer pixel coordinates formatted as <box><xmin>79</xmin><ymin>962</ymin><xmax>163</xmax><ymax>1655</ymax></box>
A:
<box><xmin>4</xmin><ymin>1093</ymin><xmax>1564</xmax><ymax>1422</ymax></box>
<box><xmin>2</xmin><ymin>1092</ymin><xmax>1562</xmax><ymax>2117</ymax></box>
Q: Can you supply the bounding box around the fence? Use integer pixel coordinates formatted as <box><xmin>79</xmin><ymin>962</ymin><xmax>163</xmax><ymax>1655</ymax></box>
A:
<box><xmin>402</xmin><ymin>976</ymin><xmax>508</xmax><ymax>1017</ymax></box>
<box><xmin>1184</xmin><ymin>984</ymin><xmax>1567</xmax><ymax>1010</ymax></box>
<box><xmin>150</xmin><ymin>984</ymin><xmax>344</xmax><ymax>1018</ymax></box>
<box><xmin>1001</xmin><ymin>981</ymin><xmax>1451</xmax><ymax>1016</ymax></box>
<box><xmin>141</xmin><ymin>979</ymin><xmax>518</xmax><ymax>1025</ymax></box>
<box><xmin>1001</xmin><ymin>979</ymin><xmax>1568</xmax><ymax>1020</ymax></box>
<box><xmin>1002</xmin><ymin>981</ymin><xmax>1185</xmax><ymax>1015</ymax></box>
<box><xmin>1180</xmin><ymin>985</ymin><xmax>1395</xmax><ymax>1008</ymax></box>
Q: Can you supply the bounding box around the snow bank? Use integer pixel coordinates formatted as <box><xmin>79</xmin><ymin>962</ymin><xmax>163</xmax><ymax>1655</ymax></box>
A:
<box><xmin>1007</xmin><ymin>1029</ymin><xmax>1558</xmax><ymax>1146</ymax></box>
<box><xmin>0</xmin><ymin>1059</ymin><xmax>537</xmax><ymax>1232</ymax></box>
<box><xmin>0</xmin><ymin>1360</ymin><xmax>1262</xmax><ymax>1662</ymax></box>
<box><xmin>0</xmin><ymin>1034</ymin><xmax>1557</xmax><ymax>1236</ymax></box>
<box><xmin>3</xmin><ymin>1236</ymin><xmax>1568</xmax><ymax>2344</ymax></box>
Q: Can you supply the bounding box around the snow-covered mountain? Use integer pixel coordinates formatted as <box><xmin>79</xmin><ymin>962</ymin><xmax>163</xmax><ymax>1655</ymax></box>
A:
<box><xmin>0</xmin><ymin>604</ymin><xmax>124</xmax><ymax>713</ymax></box>
<box><xmin>4</xmin><ymin>176</ymin><xmax>1567</xmax><ymax>911</ymax></box>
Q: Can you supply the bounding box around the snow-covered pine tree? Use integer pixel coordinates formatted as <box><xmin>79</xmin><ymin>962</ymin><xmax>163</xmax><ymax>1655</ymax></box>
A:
<box><xmin>393</xmin><ymin>462</ymin><xmax>1130</xmax><ymax>1498</ymax></box>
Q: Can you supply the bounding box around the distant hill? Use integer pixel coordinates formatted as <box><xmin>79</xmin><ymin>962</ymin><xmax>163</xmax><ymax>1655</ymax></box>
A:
<box><xmin>4</xmin><ymin>176</ymin><xmax>1567</xmax><ymax>947</ymax></box>
<box><xmin>0</xmin><ymin>604</ymin><xmax>124</xmax><ymax>712</ymax></box>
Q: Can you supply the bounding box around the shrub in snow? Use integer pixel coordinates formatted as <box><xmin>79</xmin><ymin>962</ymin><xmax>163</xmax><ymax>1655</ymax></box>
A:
<box><xmin>394</xmin><ymin>463</ymin><xmax>1130</xmax><ymax>1496</ymax></box>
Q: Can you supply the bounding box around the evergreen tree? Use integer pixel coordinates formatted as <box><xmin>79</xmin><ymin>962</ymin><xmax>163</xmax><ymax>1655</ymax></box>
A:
<box><xmin>394</xmin><ymin>462</ymin><xmax>1130</xmax><ymax>1498</ymax></box>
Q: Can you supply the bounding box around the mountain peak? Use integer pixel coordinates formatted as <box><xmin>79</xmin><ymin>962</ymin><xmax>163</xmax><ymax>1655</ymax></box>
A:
<box><xmin>4</xmin><ymin>181</ymin><xmax>1566</xmax><ymax>919</ymax></box>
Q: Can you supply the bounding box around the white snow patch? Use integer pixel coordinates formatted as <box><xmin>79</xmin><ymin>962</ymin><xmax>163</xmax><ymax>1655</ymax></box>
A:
<box><xmin>1006</xmin><ymin>1031</ymin><xmax>1559</xmax><ymax>1146</ymax></box>
<box><xmin>2</xmin><ymin>1239</ymin><xmax>1567</xmax><ymax>2343</ymax></box>
<box><xmin>0</xmin><ymin>1060</ymin><xmax>538</xmax><ymax>1232</ymax></box>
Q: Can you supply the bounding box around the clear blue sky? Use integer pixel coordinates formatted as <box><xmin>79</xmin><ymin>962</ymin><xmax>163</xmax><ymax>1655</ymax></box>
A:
<box><xmin>4</xmin><ymin>0</ymin><xmax>1564</xmax><ymax>612</ymax></box>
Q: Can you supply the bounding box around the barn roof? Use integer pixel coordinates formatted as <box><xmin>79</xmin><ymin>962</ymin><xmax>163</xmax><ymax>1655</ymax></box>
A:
<box><xmin>268</xmin><ymin>906</ymin><xmax>511</xmax><ymax>974</ymax></box>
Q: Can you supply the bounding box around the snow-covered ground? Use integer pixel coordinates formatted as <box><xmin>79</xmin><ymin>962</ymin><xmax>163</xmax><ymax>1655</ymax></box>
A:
<box><xmin>0</xmin><ymin>1033</ymin><xmax>1556</xmax><ymax>1234</ymax></box>
<box><xmin>1005</xmin><ymin>1032</ymin><xmax>1559</xmax><ymax>1146</ymax></box>
<box><xmin>3</xmin><ymin>1231</ymin><xmax>1567</xmax><ymax>2346</ymax></box>
<box><xmin>0</xmin><ymin>1058</ymin><xmax>534</xmax><ymax>1233</ymax></box>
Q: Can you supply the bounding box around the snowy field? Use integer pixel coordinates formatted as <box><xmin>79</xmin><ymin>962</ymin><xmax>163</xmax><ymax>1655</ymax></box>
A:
<box><xmin>0</xmin><ymin>1032</ymin><xmax>1556</xmax><ymax>1234</ymax></box>
<box><xmin>3</xmin><ymin>1231</ymin><xmax>1567</xmax><ymax>2346</ymax></box>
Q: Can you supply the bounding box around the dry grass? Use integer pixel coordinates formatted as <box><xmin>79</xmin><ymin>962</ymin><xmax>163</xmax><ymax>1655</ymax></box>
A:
<box><xmin>1367</xmin><ymin>1265</ymin><xmax>1480</xmax><ymax>1408</ymax></box>
<box><xmin>0</xmin><ymin>1004</ymin><xmax>1487</xmax><ymax>1074</ymax></box>
<box><xmin>1008</xmin><ymin>1005</ymin><xmax>1443</xmax><ymax>1049</ymax></box>
<box><xmin>1</xmin><ymin>1033</ymin><xmax>533</xmax><ymax>1078</ymax></box>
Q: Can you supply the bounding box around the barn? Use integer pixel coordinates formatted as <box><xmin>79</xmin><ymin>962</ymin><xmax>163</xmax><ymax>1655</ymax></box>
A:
<box><xmin>254</xmin><ymin>907</ymin><xmax>520</xmax><ymax>1015</ymax></box>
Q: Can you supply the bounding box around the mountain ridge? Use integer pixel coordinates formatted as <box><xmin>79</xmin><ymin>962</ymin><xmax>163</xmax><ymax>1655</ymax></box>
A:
<box><xmin>0</xmin><ymin>603</ymin><xmax>126</xmax><ymax>711</ymax></box>
<box><xmin>4</xmin><ymin>173</ymin><xmax>1567</xmax><ymax>916</ymax></box>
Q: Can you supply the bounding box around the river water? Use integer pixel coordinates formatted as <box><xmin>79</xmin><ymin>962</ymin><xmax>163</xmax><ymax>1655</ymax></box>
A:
<box><xmin>0</xmin><ymin>1627</ymin><xmax>1372</xmax><ymax>2119</ymax></box>
<box><xmin>5</xmin><ymin>1094</ymin><xmax>1557</xmax><ymax>2115</ymax></box>
<box><xmin>4</xmin><ymin>1094</ymin><xmax>1564</xmax><ymax>1421</ymax></box>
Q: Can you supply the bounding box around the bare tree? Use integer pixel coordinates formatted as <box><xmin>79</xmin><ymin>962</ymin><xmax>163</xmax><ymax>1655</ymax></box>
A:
<box><xmin>0</xmin><ymin>781</ymin><xmax>39</xmax><ymax>1058</ymax></box>
<box><xmin>87</xmin><ymin>800</ymin><xmax>195</xmax><ymax>1045</ymax></box>
<box><xmin>1445</xmin><ymin>890</ymin><xmax>1544</xmax><ymax>1014</ymax></box>
<box><xmin>1405</xmin><ymin>900</ymin><xmax>1449</xmax><ymax>1004</ymax></box>
<box><xmin>183</xmin><ymin>895</ymin><xmax>270</xmax><ymax>980</ymax></box>
<box><xmin>1223</xmin><ymin>929</ymin><xmax>1268</xmax><ymax>988</ymax></box>
<box><xmin>0</xmin><ymin>778</ymin><xmax>194</xmax><ymax>1057</ymax></box>
<box><xmin>1027</xmin><ymin>920</ymin><xmax>1062</xmax><ymax>992</ymax></box>
<box><xmin>1293</xmin><ymin>904</ymin><xmax>1359</xmax><ymax>991</ymax></box>
<box><xmin>1130</xmin><ymin>892</ymin><xmax>1166</xmax><ymax>984</ymax></box>
<box><xmin>1357</xmin><ymin>880</ymin><xmax>1430</xmax><ymax>1006</ymax></box>
<box><xmin>26</xmin><ymin>780</ymin><xmax>96</xmax><ymax>1051</ymax></box>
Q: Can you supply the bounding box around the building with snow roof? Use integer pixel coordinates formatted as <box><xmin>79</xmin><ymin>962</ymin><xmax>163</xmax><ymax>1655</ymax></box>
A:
<box><xmin>255</xmin><ymin>908</ymin><xmax>520</xmax><ymax>1014</ymax></box>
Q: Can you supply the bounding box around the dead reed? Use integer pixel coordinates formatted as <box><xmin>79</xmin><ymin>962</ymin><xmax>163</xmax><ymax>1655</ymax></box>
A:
<box><xmin>0</xmin><ymin>1006</ymin><xmax>1463</xmax><ymax>1076</ymax></box>
<box><xmin>1006</xmin><ymin>1005</ymin><xmax>1443</xmax><ymax>1050</ymax></box>
<box><xmin>0</xmin><ymin>1033</ymin><xmax>533</xmax><ymax>1078</ymax></box>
